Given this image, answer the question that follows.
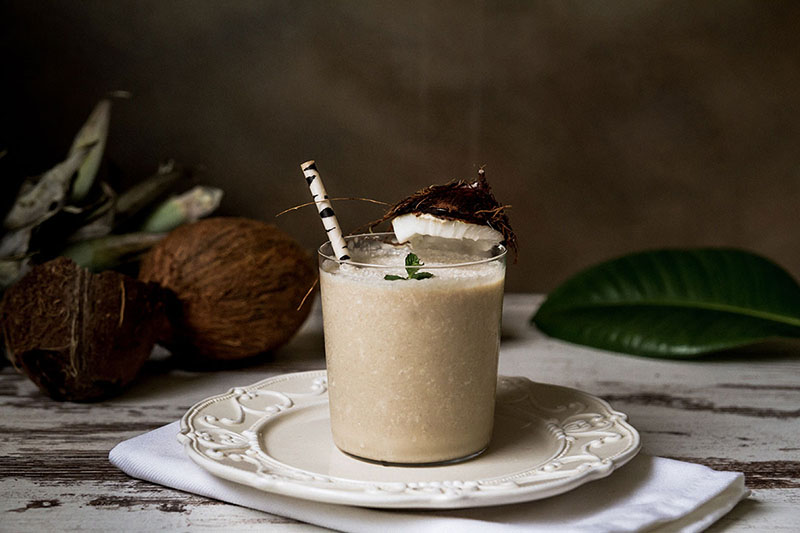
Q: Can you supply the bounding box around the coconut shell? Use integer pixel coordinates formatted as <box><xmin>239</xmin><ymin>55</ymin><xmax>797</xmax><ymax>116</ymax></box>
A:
<box><xmin>138</xmin><ymin>217</ymin><xmax>316</xmax><ymax>361</ymax></box>
<box><xmin>369</xmin><ymin>169</ymin><xmax>517</xmax><ymax>254</ymax></box>
<box><xmin>1</xmin><ymin>257</ymin><xmax>169</xmax><ymax>401</ymax></box>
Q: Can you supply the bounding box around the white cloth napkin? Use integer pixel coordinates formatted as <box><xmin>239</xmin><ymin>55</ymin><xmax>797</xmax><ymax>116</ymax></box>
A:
<box><xmin>109</xmin><ymin>421</ymin><xmax>747</xmax><ymax>533</ymax></box>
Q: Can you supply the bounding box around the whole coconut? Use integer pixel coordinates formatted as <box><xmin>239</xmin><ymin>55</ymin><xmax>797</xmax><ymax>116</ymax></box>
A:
<box><xmin>139</xmin><ymin>217</ymin><xmax>316</xmax><ymax>361</ymax></box>
<box><xmin>1</xmin><ymin>257</ymin><xmax>169</xmax><ymax>401</ymax></box>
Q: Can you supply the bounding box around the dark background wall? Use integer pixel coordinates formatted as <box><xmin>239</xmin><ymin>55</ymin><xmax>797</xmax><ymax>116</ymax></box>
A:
<box><xmin>2</xmin><ymin>1</ymin><xmax>799</xmax><ymax>292</ymax></box>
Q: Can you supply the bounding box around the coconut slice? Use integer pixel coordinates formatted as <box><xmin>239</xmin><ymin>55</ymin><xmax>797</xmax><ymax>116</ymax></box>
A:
<box><xmin>370</xmin><ymin>169</ymin><xmax>516</xmax><ymax>254</ymax></box>
<box><xmin>392</xmin><ymin>213</ymin><xmax>503</xmax><ymax>244</ymax></box>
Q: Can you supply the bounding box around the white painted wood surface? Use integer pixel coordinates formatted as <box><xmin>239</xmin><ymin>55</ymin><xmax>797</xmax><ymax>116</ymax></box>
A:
<box><xmin>2</xmin><ymin>294</ymin><xmax>798</xmax><ymax>531</ymax></box>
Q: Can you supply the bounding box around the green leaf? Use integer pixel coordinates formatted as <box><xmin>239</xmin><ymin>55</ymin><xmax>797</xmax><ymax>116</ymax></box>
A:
<box><xmin>68</xmin><ymin>99</ymin><xmax>111</xmax><ymax>203</ymax></box>
<box><xmin>138</xmin><ymin>185</ymin><xmax>223</xmax><ymax>233</ymax></box>
<box><xmin>531</xmin><ymin>249</ymin><xmax>800</xmax><ymax>358</ymax></box>
<box><xmin>115</xmin><ymin>162</ymin><xmax>188</xmax><ymax>225</ymax></box>
<box><xmin>60</xmin><ymin>232</ymin><xmax>165</xmax><ymax>272</ymax></box>
<box><xmin>3</xmin><ymin>148</ymin><xmax>91</xmax><ymax>231</ymax></box>
<box><xmin>405</xmin><ymin>252</ymin><xmax>422</xmax><ymax>277</ymax></box>
<box><xmin>385</xmin><ymin>253</ymin><xmax>436</xmax><ymax>280</ymax></box>
<box><xmin>64</xmin><ymin>182</ymin><xmax>117</xmax><ymax>242</ymax></box>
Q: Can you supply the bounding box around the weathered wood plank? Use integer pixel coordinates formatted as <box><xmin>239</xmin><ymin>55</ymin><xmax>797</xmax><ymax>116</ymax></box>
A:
<box><xmin>706</xmin><ymin>498</ymin><xmax>800</xmax><ymax>532</ymax></box>
<box><xmin>2</xmin><ymin>295</ymin><xmax>798</xmax><ymax>530</ymax></box>
<box><xmin>1</xmin><ymin>480</ymin><xmax>326</xmax><ymax>532</ymax></box>
<box><xmin>668</xmin><ymin>457</ymin><xmax>800</xmax><ymax>490</ymax></box>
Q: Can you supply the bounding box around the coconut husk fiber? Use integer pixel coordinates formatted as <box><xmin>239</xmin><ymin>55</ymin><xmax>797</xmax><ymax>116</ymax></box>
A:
<box><xmin>368</xmin><ymin>169</ymin><xmax>517</xmax><ymax>254</ymax></box>
<box><xmin>138</xmin><ymin>217</ymin><xmax>316</xmax><ymax>361</ymax></box>
<box><xmin>1</xmin><ymin>257</ymin><xmax>169</xmax><ymax>401</ymax></box>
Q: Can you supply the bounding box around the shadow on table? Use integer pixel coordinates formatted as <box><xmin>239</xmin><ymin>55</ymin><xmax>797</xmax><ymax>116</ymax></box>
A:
<box><xmin>695</xmin><ymin>339</ymin><xmax>800</xmax><ymax>363</ymax></box>
<box><xmin>117</xmin><ymin>327</ymin><xmax>326</xmax><ymax>405</ymax></box>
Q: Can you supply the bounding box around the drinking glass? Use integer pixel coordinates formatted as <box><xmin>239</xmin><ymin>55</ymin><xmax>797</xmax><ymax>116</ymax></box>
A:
<box><xmin>318</xmin><ymin>232</ymin><xmax>506</xmax><ymax>465</ymax></box>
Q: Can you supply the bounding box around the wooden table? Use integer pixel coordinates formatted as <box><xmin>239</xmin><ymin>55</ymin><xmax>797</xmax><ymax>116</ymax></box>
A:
<box><xmin>2</xmin><ymin>295</ymin><xmax>798</xmax><ymax>531</ymax></box>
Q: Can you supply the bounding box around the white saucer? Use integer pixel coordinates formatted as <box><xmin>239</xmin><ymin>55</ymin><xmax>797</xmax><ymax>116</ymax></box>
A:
<box><xmin>178</xmin><ymin>370</ymin><xmax>640</xmax><ymax>509</ymax></box>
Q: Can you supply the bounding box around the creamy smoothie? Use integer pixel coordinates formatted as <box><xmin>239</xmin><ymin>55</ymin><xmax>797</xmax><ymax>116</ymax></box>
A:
<box><xmin>319</xmin><ymin>233</ymin><xmax>506</xmax><ymax>464</ymax></box>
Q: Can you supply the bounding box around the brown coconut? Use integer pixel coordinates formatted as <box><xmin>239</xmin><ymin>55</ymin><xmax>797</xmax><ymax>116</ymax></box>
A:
<box><xmin>138</xmin><ymin>217</ymin><xmax>316</xmax><ymax>361</ymax></box>
<box><xmin>1</xmin><ymin>257</ymin><xmax>169</xmax><ymax>401</ymax></box>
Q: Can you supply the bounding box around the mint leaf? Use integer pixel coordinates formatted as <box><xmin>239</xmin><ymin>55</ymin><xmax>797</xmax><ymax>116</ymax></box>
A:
<box><xmin>385</xmin><ymin>254</ymin><xmax>435</xmax><ymax>281</ymax></box>
<box><xmin>405</xmin><ymin>252</ymin><xmax>422</xmax><ymax>277</ymax></box>
<box><xmin>405</xmin><ymin>253</ymin><xmax>421</xmax><ymax>266</ymax></box>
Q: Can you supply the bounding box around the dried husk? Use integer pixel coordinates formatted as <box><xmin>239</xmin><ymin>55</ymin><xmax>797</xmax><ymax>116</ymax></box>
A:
<box><xmin>3</xmin><ymin>147</ymin><xmax>90</xmax><ymax>231</ymax></box>
<box><xmin>368</xmin><ymin>170</ymin><xmax>517</xmax><ymax>254</ymax></box>
<box><xmin>1</xmin><ymin>257</ymin><xmax>169</xmax><ymax>401</ymax></box>
<box><xmin>67</xmin><ymin>99</ymin><xmax>110</xmax><ymax>203</ymax></box>
<box><xmin>139</xmin><ymin>217</ymin><xmax>316</xmax><ymax>361</ymax></box>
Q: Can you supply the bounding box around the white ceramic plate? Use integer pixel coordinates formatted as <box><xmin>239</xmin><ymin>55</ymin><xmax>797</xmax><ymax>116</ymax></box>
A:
<box><xmin>178</xmin><ymin>370</ymin><xmax>640</xmax><ymax>509</ymax></box>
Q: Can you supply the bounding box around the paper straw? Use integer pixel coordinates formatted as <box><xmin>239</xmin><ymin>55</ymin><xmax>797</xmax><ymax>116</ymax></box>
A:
<box><xmin>300</xmin><ymin>160</ymin><xmax>351</xmax><ymax>261</ymax></box>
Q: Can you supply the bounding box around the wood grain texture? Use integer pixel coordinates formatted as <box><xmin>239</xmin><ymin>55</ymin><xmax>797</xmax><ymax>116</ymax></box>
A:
<box><xmin>2</xmin><ymin>295</ymin><xmax>798</xmax><ymax>531</ymax></box>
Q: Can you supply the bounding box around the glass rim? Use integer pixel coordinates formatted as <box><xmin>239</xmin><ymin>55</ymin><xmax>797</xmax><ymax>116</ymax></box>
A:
<box><xmin>317</xmin><ymin>232</ymin><xmax>507</xmax><ymax>269</ymax></box>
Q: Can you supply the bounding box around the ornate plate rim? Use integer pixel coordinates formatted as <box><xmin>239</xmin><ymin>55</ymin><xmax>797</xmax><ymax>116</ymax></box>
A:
<box><xmin>178</xmin><ymin>370</ymin><xmax>641</xmax><ymax>509</ymax></box>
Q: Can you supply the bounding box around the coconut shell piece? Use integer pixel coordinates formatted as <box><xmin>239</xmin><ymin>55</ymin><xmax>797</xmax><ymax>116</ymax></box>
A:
<box><xmin>369</xmin><ymin>169</ymin><xmax>517</xmax><ymax>254</ymax></box>
<box><xmin>138</xmin><ymin>217</ymin><xmax>316</xmax><ymax>361</ymax></box>
<box><xmin>1</xmin><ymin>257</ymin><xmax>169</xmax><ymax>401</ymax></box>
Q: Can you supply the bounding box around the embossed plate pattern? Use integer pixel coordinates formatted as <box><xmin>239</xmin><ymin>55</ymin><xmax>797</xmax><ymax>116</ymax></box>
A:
<box><xmin>178</xmin><ymin>370</ymin><xmax>641</xmax><ymax>509</ymax></box>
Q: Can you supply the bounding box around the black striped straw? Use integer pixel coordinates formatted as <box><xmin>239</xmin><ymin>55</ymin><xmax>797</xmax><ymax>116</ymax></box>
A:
<box><xmin>300</xmin><ymin>160</ymin><xmax>351</xmax><ymax>261</ymax></box>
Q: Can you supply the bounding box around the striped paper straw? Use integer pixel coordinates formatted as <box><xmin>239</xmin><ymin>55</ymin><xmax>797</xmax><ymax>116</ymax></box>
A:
<box><xmin>300</xmin><ymin>160</ymin><xmax>351</xmax><ymax>261</ymax></box>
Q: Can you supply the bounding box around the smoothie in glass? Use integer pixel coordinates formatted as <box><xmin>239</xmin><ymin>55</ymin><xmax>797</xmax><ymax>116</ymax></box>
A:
<box><xmin>319</xmin><ymin>233</ymin><xmax>506</xmax><ymax>464</ymax></box>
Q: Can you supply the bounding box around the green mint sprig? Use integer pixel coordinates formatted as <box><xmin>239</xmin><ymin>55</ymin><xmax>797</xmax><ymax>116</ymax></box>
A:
<box><xmin>384</xmin><ymin>253</ymin><xmax>434</xmax><ymax>281</ymax></box>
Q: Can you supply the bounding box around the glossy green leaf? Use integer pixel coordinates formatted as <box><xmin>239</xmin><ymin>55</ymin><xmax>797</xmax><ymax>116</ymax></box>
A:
<box><xmin>531</xmin><ymin>249</ymin><xmax>800</xmax><ymax>358</ymax></box>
